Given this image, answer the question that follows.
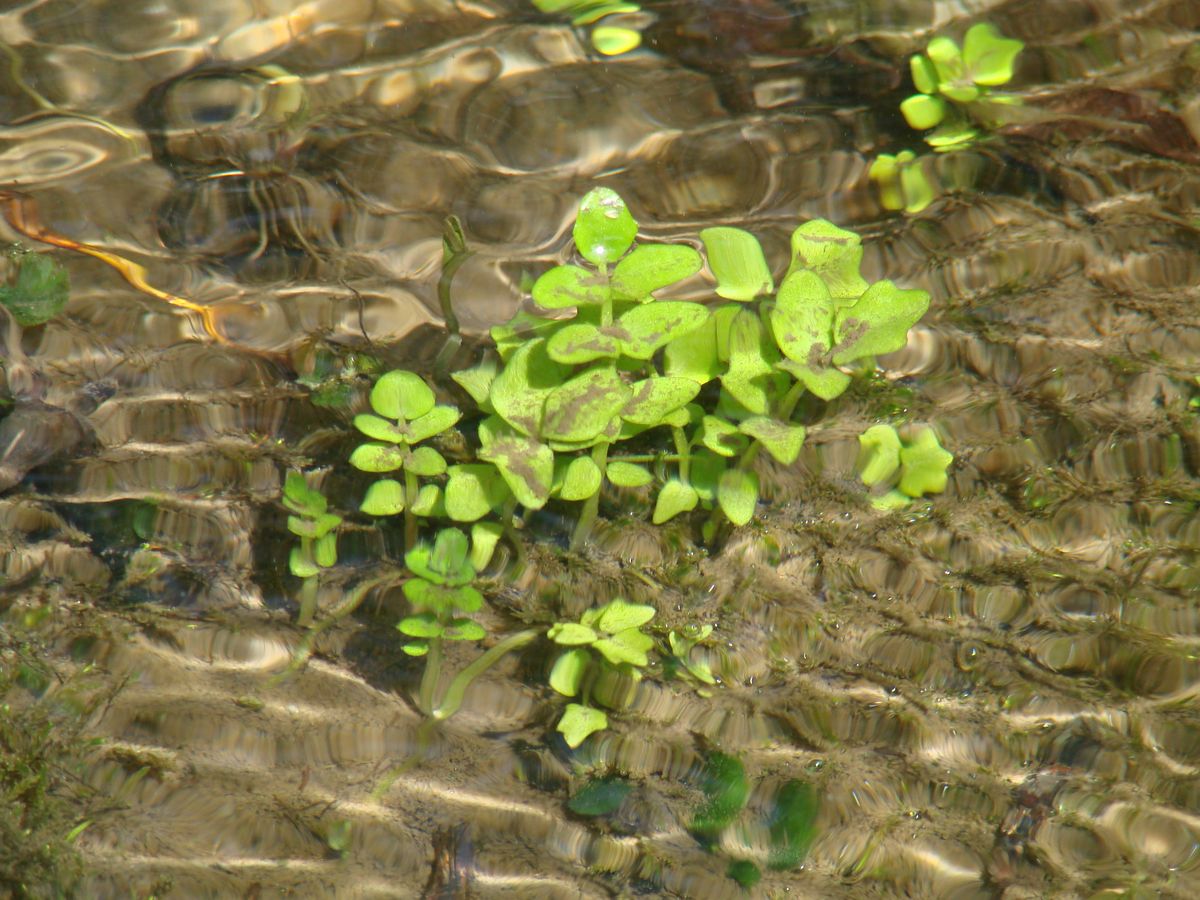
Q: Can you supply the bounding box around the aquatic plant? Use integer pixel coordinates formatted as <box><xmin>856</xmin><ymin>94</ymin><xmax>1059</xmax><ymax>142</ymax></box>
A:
<box><xmin>0</xmin><ymin>249</ymin><xmax>69</xmax><ymax>327</ymax></box>
<box><xmin>281</xmin><ymin>471</ymin><xmax>341</xmax><ymax>626</ymax></box>
<box><xmin>867</xmin><ymin>150</ymin><xmax>935</xmax><ymax>214</ymax></box>
<box><xmin>857</xmin><ymin>423</ymin><xmax>954</xmax><ymax>508</ymax></box>
<box><xmin>532</xmin><ymin>0</ymin><xmax>643</xmax><ymax>56</ymax></box>
<box><xmin>901</xmin><ymin>23</ymin><xmax>1024</xmax><ymax>150</ymax></box>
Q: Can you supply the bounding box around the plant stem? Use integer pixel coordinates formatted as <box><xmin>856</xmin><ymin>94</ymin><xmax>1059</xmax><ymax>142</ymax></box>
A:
<box><xmin>297</xmin><ymin>573</ymin><xmax>318</xmax><ymax>627</ymax></box>
<box><xmin>418</xmin><ymin>636</ymin><xmax>443</xmax><ymax>717</ymax></box>
<box><xmin>403</xmin><ymin>469</ymin><xmax>419</xmax><ymax>550</ymax></box>
<box><xmin>571</xmin><ymin>442</ymin><xmax>609</xmax><ymax>551</ymax></box>
<box><xmin>433</xmin><ymin>629</ymin><xmax>540</xmax><ymax>720</ymax></box>
<box><xmin>672</xmin><ymin>426</ymin><xmax>691</xmax><ymax>481</ymax></box>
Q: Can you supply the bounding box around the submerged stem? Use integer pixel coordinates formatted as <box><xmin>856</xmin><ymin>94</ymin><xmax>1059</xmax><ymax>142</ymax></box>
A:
<box><xmin>403</xmin><ymin>469</ymin><xmax>419</xmax><ymax>550</ymax></box>
<box><xmin>571</xmin><ymin>442</ymin><xmax>610</xmax><ymax>551</ymax></box>
<box><xmin>433</xmin><ymin>629</ymin><xmax>540</xmax><ymax>720</ymax></box>
<box><xmin>418</xmin><ymin>637</ymin><xmax>443</xmax><ymax>717</ymax></box>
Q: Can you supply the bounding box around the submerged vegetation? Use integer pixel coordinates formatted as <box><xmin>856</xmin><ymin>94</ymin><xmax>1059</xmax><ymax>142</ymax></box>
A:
<box><xmin>282</xmin><ymin>187</ymin><xmax>947</xmax><ymax>758</ymax></box>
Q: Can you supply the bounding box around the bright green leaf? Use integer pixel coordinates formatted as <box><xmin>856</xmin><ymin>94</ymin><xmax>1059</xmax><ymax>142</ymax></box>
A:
<box><xmin>398</xmin><ymin>613</ymin><xmax>443</xmax><ymax>639</ymax></box>
<box><xmin>898</xmin><ymin>427</ymin><xmax>953</xmax><ymax>497</ymax></box>
<box><xmin>722</xmin><ymin>308</ymin><xmax>774</xmax><ymax>414</ymax></box>
<box><xmin>370</xmin><ymin>370</ymin><xmax>434</xmax><ymax>421</ymax></box>
<box><xmin>405</xmin><ymin>405</ymin><xmax>460</xmax><ymax>443</ymax></box>
<box><xmin>857</xmin><ymin>423</ymin><xmax>902</xmax><ymax>486</ymax></box>
<box><xmin>739</xmin><ymin>417</ymin><xmax>806</xmax><ymax>465</ymax></box>
<box><xmin>548</xmin><ymin>622</ymin><xmax>600</xmax><ymax>645</ymax></box>
<box><xmin>776</xmin><ymin>359</ymin><xmax>851</xmax><ymax>401</ymax></box>
<box><xmin>962</xmin><ymin>22</ymin><xmax>1023</xmax><ymax>86</ymax></box>
<box><xmin>621</xmin><ymin>376</ymin><xmax>700</xmax><ymax>426</ymax></box>
<box><xmin>478</xmin><ymin>419</ymin><xmax>555</xmax><ymax>508</ymax></box>
<box><xmin>405</xmin><ymin>446</ymin><xmax>447</xmax><ymax>477</ymax></box>
<box><xmin>410</xmin><ymin>483</ymin><xmax>440</xmax><ymax>516</ymax></box>
<box><xmin>717</xmin><ymin>468</ymin><xmax>759</xmax><ymax>526</ymax></box>
<box><xmin>549</xmin><ymin>648</ymin><xmax>590</xmax><ymax>697</ymax></box>
<box><xmin>900</xmin><ymin>93</ymin><xmax>947</xmax><ymax>131</ymax></box>
<box><xmin>872</xmin><ymin>489</ymin><xmax>912</xmax><ymax>510</ymax></box>
<box><xmin>541</xmin><ymin>367</ymin><xmax>630</xmax><ymax>442</ymax></box>
<box><xmin>445</xmin><ymin>464</ymin><xmax>510</xmax><ymax>522</ymax></box>
<box><xmin>557</xmin><ymin>456</ymin><xmax>602</xmax><ymax>501</ymax></box>
<box><xmin>558</xmin><ymin>703</ymin><xmax>608</xmax><ymax>748</ymax></box>
<box><xmin>699</xmin><ymin>415</ymin><xmax>744</xmax><ymax>457</ymax></box>
<box><xmin>595</xmin><ymin>598</ymin><xmax>656</xmax><ymax>633</ymax></box>
<box><xmin>444</xmin><ymin>618</ymin><xmax>486</xmax><ymax>641</ymax></box>
<box><xmin>314</xmin><ymin>531</ymin><xmax>337</xmax><ymax>567</ymax></box>
<box><xmin>546</xmin><ymin>322</ymin><xmax>621</xmax><ymax>364</ymax></box>
<box><xmin>663</xmin><ymin>313</ymin><xmax>720</xmax><ymax>384</ymax></box>
<box><xmin>469</xmin><ymin>521</ymin><xmax>504</xmax><ymax>571</ymax></box>
<box><xmin>491</xmin><ymin>310</ymin><xmax>566</xmax><ymax>361</ymax></box>
<box><xmin>451</xmin><ymin>353</ymin><xmax>498</xmax><ymax>407</ymax></box>
<box><xmin>653</xmin><ymin>479</ymin><xmax>698</xmax><ymax>523</ymax></box>
<box><xmin>700</xmin><ymin>226</ymin><xmax>773</xmax><ymax>301</ymax></box>
<box><xmin>573</xmin><ymin>188</ymin><xmax>637</xmax><ymax>267</ymax></box>
<box><xmin>349</xmin><ymin>442</ymin><xmax>406</xmax><ymax>473</ymax></box>
<box><xmin>615</xmin><ymin>300</ymin><xmax>710</xmax><ymax>360</ymax></box>
<box><xmin>831</xmin><ymin>280</ymin><xmax>929</xmax><ymax>364</ymax></box>
<box><xmin>593</xmin><ymin>628</ymin><xmax>654</xmax><ymax>667</ymax></box>
<box><xmin>354</xmin><ymin>413</ymin><xmax>407</xmax><ymax>443</ymax></box>
<box><xmin>900</xmin><ymin>159</ymin><xmax>935</xmax><ymax>213</ymax></box>
<box><xmin>290</xmin><ymin>544</ymin><xmax>318</xmax><ymax>578</ymax></box>
<box><xmin>402</xmin><ymin>642</ymin><xmax>429</xmax><ymax>657</ymax></box>
<box><xmin>282</xmin><ymin>471</ymin><xmax>325</xmax><ymax>515</ymax></box>
<box><xmin>787</xmin><ymin>219</ymin><xmax>869</xmax><ymax>300</ymax></box>
<box><xmin>770</xmin><ymin>269</ymin><xmax>837</xmax><ymax>369</ymax></box>
<box><xmin>611</xmin><ymin>243</ymin><xmax>703</xmax><ymax>301</ymax></box>
<box><xmin>360</xmin><ymin>478</ymin><xmax>405</xmax><ymax>515</ymax></box>
<box><xmin>489</xmin><ymin>338</ymin><xmax>566</xmax><ymax>436</ymax></box>
<box><xmin>606</xmin><ymin>460</ymin><xmax>652</xmax><ymax>487</ymax></box>
<box><xmin>532</xmin><ymin>264</ymin><xmax>610</xmax><ymax>310</ymax></box>
<box><xmin>691</xmin><ymin>452</ymin><xmax>725</xmax><ymax>502</ymax></box>
<box><xmin>592</xmin><ymin>25</ymin><xmax>641</xmax><ymax>56</ymax></box>
<box><xmin>910</xmin><ymin>53</ymin><xmax>939</xmax><ymax>94</ymax></box>
<box><xmin>926</xmin><ymin>35</ymin><xmax>964</xmax><ymax>86</ymax></box>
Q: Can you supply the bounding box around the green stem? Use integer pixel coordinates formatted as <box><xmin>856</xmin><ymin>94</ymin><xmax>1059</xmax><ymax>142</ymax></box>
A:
<box><xmin>599</xmin><ymin>263</ymin><xmax>612</xmax><ymax>327</ymax></box>
<box><xmin>418</xmin><ymin>637</ymin><xmax>443</xmax><ymax>717</ymax></box>
<box><xmin>571</xmin><ymin>443</ymin><xmax>609</xmax><ymax>551</ymax></box>
<box><xmin>403</xmin><ymin>469</ymin><xmax>419</xmax><ymax>550</ymax></box>
<box><xmin>438</xmin><ymin>215</ymin><xmax>470</xmax><ymax>337</ymax></box>
<box><xmin>433</xmin><ymin>629</ymin><xmax>540</xmax><ymax>720</ymax></box>
<box><xmin>297</xmin><ymin>573</ymin><xmax>318</xmax><ymax>627</ymax></box>
<box><xmin>672</xmin><ymin>426</ymin><xmax>691</xmax><ymax>481</ymax></box>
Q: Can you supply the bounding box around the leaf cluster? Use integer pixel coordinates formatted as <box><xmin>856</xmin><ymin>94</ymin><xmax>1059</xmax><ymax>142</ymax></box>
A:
<box><xmin>857</xmin><ymin>423</ymin><xmax>954</xmax><ymax>508</ymax></box>
<box><xmin>547</xmin><ymin>597</ymin><xmax>656</xmax><ymax>747</ymax></box>
<box><xmin>282</xmin><ymin>471</ymin><xmax>340</xmax><ymax>577</ymax></box>
<box><xmin>901</xmin><ymin>23</ymin><xmax>1024</xmax><ymax>150</ymax></box>
<box><xmin>868</xmin><ymin>150</ymin><xmax>935</xmax><ymax>214</ymax></box>
<box><xmin>396</xmin><ymin>527</ymin><xmax>494</xmax><ymax>656</ymax></box>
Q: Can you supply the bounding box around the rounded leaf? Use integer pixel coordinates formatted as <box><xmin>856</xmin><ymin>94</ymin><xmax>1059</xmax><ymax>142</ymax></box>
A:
<box><xmin>770</xmin><ymin>269</ymin><xmax>836</xmax><ymax>369</ymax></box>
<box><xmin>962</xmin><ymin>23</ymin><xmax>1023</xmax><ymax>87</ymax></box>
<box><xmin>573</xmin><ymin>188</ymin><xmax>637</xmax><ymax>267</ymax></box>
<box><xmin>445</xmin><ymin>464</ymin><xmax>510</xmax><ymax>522</ymax></box>
<box><xmin>592</xmin><ymin>25</ymin><xmax>641</xmax><ymax>56</ymax></box>
<box><xmin>557</xmin><ymin>456</ymin><xmax>602</xmax><ymax>501</ymax></box>
<box><xmin>532</xmin><ymin>264</ymin><xmax>610</xmax><ymax>310</ymax></box>
<box><xmin>621</xmin><ymin>376</ymin><xmax>701</xmax><ymax>426</ymax></box>
<box><xmin>548</xmin><ymin>622</ymin><xmax>600</xmax><ymax>645</ymax></box>
<box><xmin>469</xmin><ymin>521</ymin><xmax>504</xmax><ymax>572</ymax></box>
<box><xmin>605</xmin><ymin>460</ymin><xmax>652</xmax><ymax>487</ymax></box>
<box><xmin>595</xmin><ymin>598</ymin><xmax>655</xmax><ymax>633</ymax></box>
<box><xmin>354</xmin><ymin>413</ymin><xmax>407</xmax><ymax>444</ymax></box>
<box><xmin>360</xmin><ymin>478</ymin><xmax>405</xmax><ymax>515</ymax></box>
<box><xmin>546</xmin><ymin>322</ymin><xmax>621</xmax><ymax>365</ymax></box>
<box><xmin>349</xmin><ymin>442</ymin><xmax>406</xmax><ymax>473</ymax></box>
<box><xmin>717</xmin><ymin>468</ymin><xmax>759</xmax><ymax>526</ymax></box>
<box><xmin>549</xmin><ymin>648</ymin><xmax>590</xmax><ymax>697</ymax></box>
<box><xmin>653</xmin><ymin>479</ymin><xmax>699</xmax><ymax>524</ymax></box>
<box><xmin>593</xmin><ymin>628</ymin><xmax>654</xmax><ymax>667</ymax></box>
<box><xmin>900</xmin><ymin>93</ymin><xmax>947</xmax><ymax>130</ymax></box>
<box><xmin>478</xmin><ymin>420</ymin><xmax>555</xmax><ymax>509</ymax></box>
<box><xmin>370</xmin><ymin>370</ymin><xmax>433</xmax><ymax>420</ymax></box>
<box><xmin>398</xmin><ymin>613</ymin><xmax>443</xmax><ymax>639</ymax></box>
<box><xmin>739</xmin><ymin>417</ymin><xmax>806</xmax><ymax>465</ymax></box>
<box><xmin>615</xmin><ymin>301</ymin><xmax>710</xmax><ymax>360</ymax></box>
<box><xmin>558</xmin><ymin>703</ymin><xmax>608</xmax><ymax>748</ymax></box>
<box><xmin>444</xmin><ymin>618</ymin><xmax>486</xmax><ymax>641</ymax></box>
<box><xmin>788</xmin><ymin>219</ymin><xmax>869</xmax><ymax>300</ymax></box>
<box><xmin>910</xmin><ymin>53</ymin><xmax>939</xmax><ymax>94</ymax></box>
<box><xmin>541</xmin><ymin>367</ymin><xmax>630</xmax><ymax>443</ymax></box>
<box><xmin>610</xmin><ymin>243</ymin><xmax>703</xmax><ymax>301</ymax></box>
<box><xmin>314</xmin><ymin>532</ymin><xmax>337</xmax><ymax>568</ymax></box>
<box><xmin>405</xmin><ymin>405</ymin><xmax>460</xmax><ymax>444</ymax></box>
<box><xmin>489</xmin><ymin>338</ymin><xmax>566</xmax><ymax>437</ymax></box>
<box><xmin>857</xmin><ymin>423</ymin><xmax>902</xmax><ymax>486</ymax></box>
<box><xmin>405</xmin><ymin>446</ymin><xmax>447</xmax><ymax>477</ymax></box>
<box><xmin>832</xmin><ymin>280</ymin><xmax>930</xmax><ymax>364</ymax></box>
<box><xmin>700</xmin><ymin>226</ymin><xmax>774</xmax><ymax>301</ymax></box>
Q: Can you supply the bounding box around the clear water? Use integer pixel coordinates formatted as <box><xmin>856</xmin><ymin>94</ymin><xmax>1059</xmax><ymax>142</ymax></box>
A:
<box><xmin>2</xmin><ymin>0</ymin><xmax>1200</xmax><ymax>896</ymax></box>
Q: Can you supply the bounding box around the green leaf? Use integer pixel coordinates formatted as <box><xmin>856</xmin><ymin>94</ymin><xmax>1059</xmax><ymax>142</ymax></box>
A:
<box><xmin>926</xmin><ymin>118</ymin><xmax>979</xmax><ymax>149</ymax></box>
<box><xmin>556</xmin><ymin>456</ymin><xmax>603</xmax><ymax>501</ymax></box>
<box><xmin>558</xmin><ymin>703</ymin><xmax>608</xmax><ymax>748</ymax></box>
<box><xmin>857</xmin><ymin>423</ymin><xmax>902</xmax><ymax>486</ymax></box>
<box><xmin>532</xmin><ymin>264</ymin><xmax>610</xmax><ymax>310</ymax></box>
<box><xmin>610</xmin><ymin>243</ymin><xmax>702</xmax><ymax>300</ymax></box>
<box><xmin>451</xmin><ymin>352</ymin><xmax>498</xmax><ymax>407</ymax></box>
<box><xmin>311</xmin><ymin>513</ymin><xmax>341</xmax><ymax>538</ymax></box>
<box><xmin>595</xmin><ymin>598</ymin><xmax>655</xmax><ymax>633</ymax></box>
<box><xmin>548</xmin><ymin>622</ymin><xmax>599</xmax><ymax>645</ymax></box>
<box><xmin>370</xmin><ymin>370</ymin><xmax>434</xmax><ymax>421</ymax></box>
<box><xmin>398</xmin><ymin>613</ymin><xmax>443</xmax><ymax>638</ymax></box>
<box><xmin>962</xmin><ymin>22</ymin><xmax>1023</xmax><ymax>86</ymax></box>
<box><xmin>717</xmin><ymin>468</ymin><xmax>759</xmax><ymax>526</ymax></box>
<box><xmin>899</xmin><ymin>159</ymin><xmax>936</xmax><ymax>213</ymax></box>
<box><xmin>872</xmin><ymin>489</ymin><xmax>911</xmax><ymax>510</ymax></box>
<box><xmin>444</xmin><ymin>618</ymin><xmax>486</xmax><ymax>641</ymax></box>
<box><xmin>290</xmin><ymin>544</ymin><xmax>318</xmax><ymax>578</ymax></box>
<box><xmin>405</xmin><ymin>528</ymin><xmax>472</xmax><ymax>586</ymax></box>
<box><xmin>478</xmin><ymin>418</ymin><xmax>555</xmax><ymax>508</ymax></box>
<box><xmin>663</xmin><ymin>313</ymin><xmax>720</xmax><ymax>384</ymax></box>
<box><xmin>541</xmin><ymin>367</ymin><xmax>630</xmax><ymax>442</ymax></box>
<box><xmin>282</xmin><ymin>471</ymin><xmax>325</xmax><ymax>515</ymax></box>
<box><xmin>868</xmin><ymin>153</ymin><xmax>905</xmax><ymax>211</ymax></box>
<box><xmin>360</xmin><ymin>478</ymin><xmax>405</xmax><ymax>515</ymax></box>
<box><xmin>787</xmin><ymin>219</ymin><xmax>869</xmax><ymax>300</ymax></box>
<box><xmin>699</xmin><ymin>415</ymin><xmax>745</xmax><ymax>457</ymax></box>
<box><xmin>926</xmin><ymin>35</ymin><xmax>964</xmax><ymax>86</ymax></box>
<box><xmin>568</xmin><ymin>777</ymin><xmax>633</xmax><ymax>816</ymax></box>
<box><xmin>900</xmin><ymin>93</ymin><xmax>947</xmax><ymax>130</ymax></box>
<box><xmin>349</xmin><ymin>442</ymin><xmax>406</xmax><ymax>473</ymax></box>
<box><xmin>405</xmin><ymin>446</ymin><xmax>447</xmax><ymax>477</ymax></box>
<box><xmin>620</xmin><ymin>376</ymin><xmax>700</xmax><ymax>426</ymax></box>
<box><xmin>410</xmin><ymin>483</ymin><xmax>440</xmax><ymax>516</ymax></box>
<box><xmin>491</xmin><ymin>310</ymin><xmax>566</xmax><ymax>361</ymax></box>
<box><xmin>354</xmin><ymin>413</ymin><xmax>407</xmax><ymax>444</ymax></box>
<box><xmin>767</xmin><ymin>781</ymin><xmax>820</xmax><ymax>870</ymax></box>
<box><xmin>567</xmin><ymin>1</ymin><xmax>639</xmax><ymax>25</ymax></box>
<box><xmin>314</xmin><ymin>531</ymin><xmax>337</xmax><ymax>567</ymax></box>
<box><xmin>0</xmin><ymin>252</ymin><xmax>69</xmax><ymax>326</ymax></box>
<box><xmin>546</xmin><ymin>322</ymin><xmax>621</xmax><ymax>364</ymax></box>
<box><xmin>910</xmin><ymin>53</ymin><xmax>939</xmax><ymax>94</ymax></box>
<box><xmin>939</xmin><ymin>82</ymin><xmax>980</xmax><ymax>103</ymax></box>
<box><xmin>691</xmin><ymin>751</ymin><xmax>749</xmax><ymax>838</ymax></box>
<box><xmin>403</xmin><ymin>578</ymin><xmax>482</xmax><ymax>614</ymax></box>
<box><xmin>402</xmin><ymin>642</ymin><xmax>429</xmax><ymax>657</ymax></box>
<box><xmin>469</xmin><ymin>521</ymin><xmax>504</xmax><ymax>571</ymax></box>
<box><xmin>549</xmin><ymin>648</ymin><xmax>590</xmax><ymax>696</ymax></box>
<box><xmin>739</xmin><ymin>417</ymin><xmax>806</xmax><ymax>465</ymax></box>
<box><xmin>488</xmin><ymin>338</ymin><xmax>566</xmax><ymax>436</ymax></box>
<box><xmin>770</xmin><ymin>269</ymin><xmax>837</xmax><ymax>369</ymax></box>
<box><xmin>653</xmin><ymin>479</ymin><xmax>699</xmax><ymax>524</ymax></box>
<box><xmin>615</xmin><ymin>301</ymin><xmax>710</xmax><ymax>360</ymax></box>
<box><xmin>605</xmin><ymin>460</ymin><xmax>652</xmax><ymax>487</ymax></box>
<box><xmin>721</xmin><ymin>308</ymin><xmax>774</xmax><ymax>415</ymax></box>
<box><xmin>573</xmin><ymin>188</ymin><xmax>637</xmax><ymax>267</ymax></box>
<box><xmin>690</xmin><ymin>451</ymin><xmax>726</xmax><ymax>503</ymax></box>
<box><xmin>591</xmin><ymin>25</ymin><xmax>641</xmax><ymax>56</ymax></box>
<box><xmin>776</xmin><ymin>359</ymin><xmax>851</xmax><ymax>401</ymax></box>
<box><xmin>831</xmin><ymin>280</ymin><xmax>929</xmax><ymax>364</ymax></box>
<box><xmin>700</xmin><ymin>226</ymin><xmax>774</xmax><ymax>301</ymax></box>
<box><xmin>593</xmin><ymin>628</ymin><xmax>654</xmax><ymax>667</ymax></box>
<box><xmin>405</xmin><ymin>405</ymin><xmax>460</xmax><ymax>443</ymax></box>
<box><xmin>445</xmin><ymin>464</ymin><xmax>510</xmax><ymax>522</ymax></box>
<box><xmin>898</xmin><ymin>427</ymin><xmax>953</xmax><ymax>497</ymax></box>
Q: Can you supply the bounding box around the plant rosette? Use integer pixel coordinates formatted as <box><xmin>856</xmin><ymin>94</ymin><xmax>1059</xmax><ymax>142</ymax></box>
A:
<box><xmin>856</xmin><ymin>423</ymin><xmax>953</xmax><ymax>508</ymax></box>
